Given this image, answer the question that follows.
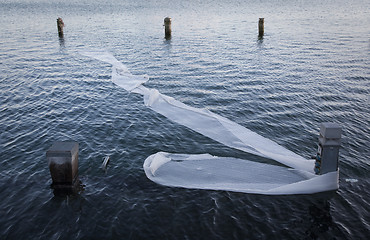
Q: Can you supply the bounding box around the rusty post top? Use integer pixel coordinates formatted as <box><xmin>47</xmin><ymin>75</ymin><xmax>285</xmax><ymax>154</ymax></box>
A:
<box><xmin>57</xmin><ymin>17</ymin><xmax>64</xmax><ymax>26</ymax></box>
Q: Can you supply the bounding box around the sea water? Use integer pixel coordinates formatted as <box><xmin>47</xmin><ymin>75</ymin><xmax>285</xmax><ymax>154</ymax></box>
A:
<box><xmin>0</xmin><ymin>0</ymin><xmax>369</xmax><ymax>239</ymax></box>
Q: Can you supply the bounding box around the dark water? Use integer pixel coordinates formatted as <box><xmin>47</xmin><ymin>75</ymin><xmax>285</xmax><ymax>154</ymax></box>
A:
<box><xmin>0</xmin><ymin>0</ymin><xmax>369</xmax><ymax>239</ymax></box>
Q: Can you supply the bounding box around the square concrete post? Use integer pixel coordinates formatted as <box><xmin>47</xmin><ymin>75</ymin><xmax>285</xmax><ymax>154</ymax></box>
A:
<box><xmin>46</xmin><ymin>141</ymin><xmax>79</xmax><ymax>186</ymax></box>
<box><xmin>314</xmin><ymin>123</ymin><xmax>341</xmax><ymax>174</ymax></box>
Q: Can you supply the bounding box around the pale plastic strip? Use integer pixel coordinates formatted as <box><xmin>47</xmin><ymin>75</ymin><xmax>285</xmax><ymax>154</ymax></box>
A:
<box><xmin>143</xmin><ymin>152</ymin><xmax>338</xmax><ymax>195</ymax></box>
<box><xmin>80</xmin><ymin>50</ymin><xmax>129</xmax><ymax>72</ymax></box>
<box><xmin>80</xmin><ymin>50</ymin><xmax>314</xmax><ymax>172</ymax></box>
<box><xmin>140</xmin><ymin>88</ymin><xmax>314</xmax><ymax>172</ymax></box>
<box><xmin>79</xmin><ymin>50</ymin><xmax>339</xmax><ymax>194</ymax></box>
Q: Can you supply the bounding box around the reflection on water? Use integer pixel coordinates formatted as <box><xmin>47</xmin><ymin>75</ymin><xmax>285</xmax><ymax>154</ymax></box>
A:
<box><xmin>59</xmin><ymin>36</ymin><xmax>65</xmax><ymax>49</ymax></box>
<box><xmin>257</xmin><ymin>36</ymin><xmax>264</xmax><ymax>44</ymax></box>
<box><xmin>306</xmin><ymin>200</ymin><xmax>334</xmax><ymax>239</ymax></box>
<box><xmin>51</xmin><ymin>179</ymin><xmax>85</xmax><ymax>197</ymax></box>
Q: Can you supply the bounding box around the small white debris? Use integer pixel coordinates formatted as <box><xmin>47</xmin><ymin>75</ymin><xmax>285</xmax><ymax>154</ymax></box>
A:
<box><xmin>345</xmin><ymin>179</ymin><xmax>358</xmax><ymax>183</ymax></box>
<box><xmin>102</xmin><ymin>156</ymin><xmax>110</xmax><ymax>170</ymax></box>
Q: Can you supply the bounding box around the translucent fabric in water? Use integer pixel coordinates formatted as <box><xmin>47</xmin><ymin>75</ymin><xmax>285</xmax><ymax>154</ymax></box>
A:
<box><xmin>80</xmin><ymin>50</ymin><xmax>339</xmax><ymax>195</ymax></box>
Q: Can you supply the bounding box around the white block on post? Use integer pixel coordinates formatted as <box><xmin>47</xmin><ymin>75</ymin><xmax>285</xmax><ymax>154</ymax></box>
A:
<box><xmin>46</xmin><ymin>141</ymin><xmax>79</xmax><ymax>187</ymax></box>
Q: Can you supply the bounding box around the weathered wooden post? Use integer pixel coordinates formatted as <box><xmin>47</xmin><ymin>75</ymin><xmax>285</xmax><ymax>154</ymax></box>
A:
<box><xmin>258</xmin><ymin>18</ymin><xmax>264</xmax><ymax>38</ymax></box>
<box><xmin>46</xmin><ymin>141</ymin><xmax>79</xmax><ymax>188</ymax></box>
<box><xmin>57</xmin><ymin>17</ymin><xmax>64</xmax><ymax>38</ymax></box>
<box><xmin>164</xmin><ymin>17</ymin><xmax>172</xmax><ymax>40</ymax></box>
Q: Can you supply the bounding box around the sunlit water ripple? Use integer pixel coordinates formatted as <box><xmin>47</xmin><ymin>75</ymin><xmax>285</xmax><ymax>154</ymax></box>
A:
<box><xmin>0</xmin><ymin>0</ymin><xmax>369</xmax><ymax>239</ymax></box>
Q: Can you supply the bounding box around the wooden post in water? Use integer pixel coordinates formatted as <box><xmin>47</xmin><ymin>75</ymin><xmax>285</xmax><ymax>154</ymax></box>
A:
<box><xmin>46</xmin><ymin>141</ymin><xmax>79</xmax><ymax>188</ymax></box>
<box><xmin>57</xmin><ymin>17</ymin><xmax>64</xmax><ymax>38</ymax></box>
<box><xmin>164</xmin><ymin>17</ymin><xmax>172</xmax><ymax>40</ymax></box>
<box><xmin>258</xmin><ymin>18</ymin><xmax>264</xmax><ymax>38</ymax></box>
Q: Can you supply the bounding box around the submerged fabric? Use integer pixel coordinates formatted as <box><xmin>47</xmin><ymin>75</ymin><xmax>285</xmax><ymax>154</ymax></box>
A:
<box><xmin>80</xmin><ymin>50</ymin><xmax>338</xmax><ymax>195</ymax></box>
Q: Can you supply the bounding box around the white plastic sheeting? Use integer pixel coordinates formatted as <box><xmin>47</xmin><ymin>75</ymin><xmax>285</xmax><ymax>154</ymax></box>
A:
<box><xmin>144</xmin><ymin>152</ymin><xmax>339</xmax><ymax>195</ymax></box>
<box><xmin>112</xmin><ymin>67</ymin><xmax>149</xmax><ymax>92</ymax></box>
<box><xmin>140</xmin><ymin>87</ymin><xmax>314</xmax><ymax>172</ymax></box>
<box><xmin>80</xmin><ymin>50</ymin><xmax>339</xmax><ymax>195</ymax></box>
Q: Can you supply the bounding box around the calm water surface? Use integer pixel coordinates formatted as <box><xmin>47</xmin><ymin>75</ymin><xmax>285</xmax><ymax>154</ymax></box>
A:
<box><xmin>0</xmin><ymin>0</ymin><xmax>369</xmax><ymax>239</ymax></box>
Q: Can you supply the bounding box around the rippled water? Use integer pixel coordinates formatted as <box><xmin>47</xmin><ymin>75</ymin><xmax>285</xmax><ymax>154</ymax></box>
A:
<box><xmin>1</xmin><ymin>0</ymin><xmax>369</xmax><ymax>239</ymax></box>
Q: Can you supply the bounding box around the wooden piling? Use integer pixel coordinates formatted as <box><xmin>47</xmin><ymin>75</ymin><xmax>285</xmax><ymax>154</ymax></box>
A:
<box><xmin>164</xmin><ymin>17</ymin><xmax>172</xmax><ymax>40</ymax></box>
<box><xmin>258</xmin><ymin>18</ymin><xmax>264</xmax><ymax>38</ymax></box>
<box><xmin>57</xmin><ymin>17</ymin><xmax>64</xmax><ymax>38</ymax></box>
